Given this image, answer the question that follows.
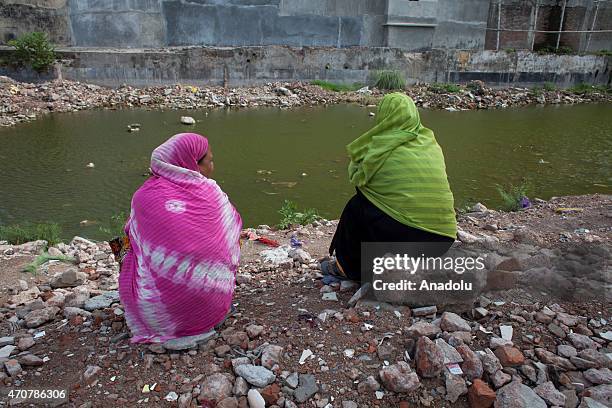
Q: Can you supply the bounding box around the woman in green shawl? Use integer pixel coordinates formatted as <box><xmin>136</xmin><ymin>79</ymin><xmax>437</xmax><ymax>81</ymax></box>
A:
<box><xmin>322</xmin><ymin>93</ymin><xmax>457</xmax><ymax>280</ymax></box>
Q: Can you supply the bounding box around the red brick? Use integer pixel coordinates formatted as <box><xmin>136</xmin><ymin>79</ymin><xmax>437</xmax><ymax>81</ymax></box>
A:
<box><xmin>468</xmin><ymin>379</ymin><xmax>496</xmax><ymax>408</ymax></box>
<box><xmin>494</xmin><ymin>346</ymin><xmax>525</xmax><ymax>367</ymax></box>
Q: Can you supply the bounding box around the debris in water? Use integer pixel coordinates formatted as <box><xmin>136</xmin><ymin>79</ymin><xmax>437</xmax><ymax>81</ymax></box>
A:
<box><xmin>180</xmin><ymin>116</ymin><xmax>196</xmax><ymax>125</ymax></box>
<box><xmin>127</xmin><ymin>123</ymin><xmax>141</xmax><ymax>132</ymax></box>
<box><xmin>271</xmin><ymin>181</ymin><xmax>297</xmax><ymax>188</ymax></box>
<box><xmin>86</xmin><ymin>163</ymin><xmax>95</xmax><ymax>168</ymax></box>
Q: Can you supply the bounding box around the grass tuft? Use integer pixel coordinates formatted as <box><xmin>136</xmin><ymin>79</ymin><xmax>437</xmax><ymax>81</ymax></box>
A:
<box><xmin>429</xmin><ymin>83</ymin><xmax>462</xmax><ymax>94</ymax></box>
<box><xmin>567</xmin><ymin>83</ymin><xmax>610</xmax><ymax>94</ymax></box>
<box><xmin>311</xmin><ymin>80</ymin><xmax>363</xmax><ymax>92</ymax></box>
<box><xmin>277</xmin><ymin>200</ymin><xmax>320</xmax><ymax>229</ymax></box>
<box><xmin>99</xmin><ymin>211</ymin><xmax>128</xmax><ymax>238</ymax></box>
<box><xmin>496</xmin><ymin>180</ymin><xmax>530</xmax><ymax>212</ymax></box>
<box><xmin>373</xmin><ymin>70</ymin><xmax>406</xmax><ymax>90</ymax></box>
<box><xmin>0</xmin><ymin>222</ymin><xmax>61</xmax><ymax>245</ymax></box>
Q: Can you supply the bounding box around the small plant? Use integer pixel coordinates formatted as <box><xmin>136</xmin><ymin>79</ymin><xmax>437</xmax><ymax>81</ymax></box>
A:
<box><xmin>556</xmin><ymin>46</ymin><xmax>573</xmax><ymax>55</ymax></box>
<box><xmin>99</xmin><ymin>211</ymin><xmax>128</xmax><ymax>238</ymax></box>
<box><xmin>504</xmin><ymin>48</ymin><xmax>516</xmax><ymax>53</ymax></box>
<box><xmin>7</xmin><ymin>32</ymin><xmax>56</xmax><ymax>72</ymax></box>
<box><xmin>530</xmin><ymin>86</ymin><xmax>543</xmax><ymax>97</ymax></box>
<box><xmin>311</xmin><ymin>80</ymin><xmax>362</xmax><ymax>92</ymax></box>
<box><xmin>592</xmin><ymin>49</ymin><xmax>612</xmax><ymax>57</ymax></box>
<box><xmin>373</xmin><ymin>70</ymin><xmax>406</xmax><ymax>90</ymax></box>
<box><xmin>22</xmin><ymin>252</ymin><xmax>76</xmax><ymax>274</ymax></box>
<box><xmin>495</xmin><ymin>180</ymin><xmax>530</xmax><ymax>212</ymax></box>
<box><xmin>277</xmin><ymin>200</ymin><xmax>320</xmax><ymax>229</ymax></box>
<box><xmin>429</xmin><ymin>83</ymin><xmax>462</xmax><ymax>94</ymax></box>
<box><xmin>536</xmin><ymin>45</ymin><xmax>574</xmax><ymax>55</ymax></box>
<box><xmin>0</xmin><ymin>222</ymin><xmax>61</xmax><ymax>245</ymax></box>
<box><xmin>456</xmin><ymin>198</ymin><xmax>479</xmax><ymax>214</ymax></box>
<box><xmin>567</xmin><ymin>83</ymin><xmax>610</xmax><ymax>94</ymax></box>
<box><xmin>542</xmin><ymin>82</ymin><xmax>556</xmax><ymax>91</ymax></box>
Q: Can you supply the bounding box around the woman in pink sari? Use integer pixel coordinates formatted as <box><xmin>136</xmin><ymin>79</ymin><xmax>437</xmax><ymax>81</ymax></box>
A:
<box><xmin>119</xmin><ymin>133</ymin><xmax>242</xmax><ymax>344</ymax></box>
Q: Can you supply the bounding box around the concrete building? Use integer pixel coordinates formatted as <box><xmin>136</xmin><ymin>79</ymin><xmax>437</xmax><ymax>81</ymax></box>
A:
<box><xmin>0</xmin><ymin>0</ymin><xmax>610</xmax><ymax>87</ymax></box>
<box><xmin>2</xmin><ymin>0</ymin><xmax>610</xmax><ymax>52</ymax></box>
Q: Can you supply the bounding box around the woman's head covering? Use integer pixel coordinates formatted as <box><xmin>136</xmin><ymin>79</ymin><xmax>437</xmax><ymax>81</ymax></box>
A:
<box><xmin>374</xmin><ymin>92</ymin><xmax>422</xmax><ymax>135</ymax></box>
<box><xmin>347</xmin><ymin>93</ymin><xmax>425</xmax><ymax>186</ymax></box>
<box><xmin>151</xmin><ymin>133</ymin><xmax>209</xmax><ymax>184</ymax></box>
<box><xmin>346</xmin><ymin>92</ymin><xmax>457</xmax><ymax>239</ymax></box>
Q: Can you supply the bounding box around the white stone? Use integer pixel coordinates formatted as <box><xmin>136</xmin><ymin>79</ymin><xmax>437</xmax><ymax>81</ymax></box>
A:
<box><xmin>247</xmin><ymin>389</ymin><xmax>265</xmax><ymax>408</ymax></box>
<box><xmin>180</xmin><ymin>116</ymin><xmax>195</xmax><ymax>125</ymax></box>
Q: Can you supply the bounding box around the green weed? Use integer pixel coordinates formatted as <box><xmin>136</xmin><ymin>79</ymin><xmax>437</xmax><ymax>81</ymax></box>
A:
<box><xmin>311</xmin><ymin>80</ymin><xmax>362</xmax><ymax>92</ymax></box>
<box><xmin>496</xmin><ymin>180</ymin><xmax>530</xmax><ymax>212</ymax></box>
<box><xmin>277</xmin><ymin>200</ymin><xmax>320</xmax><ymax>229</ymax></box>
<box><xmin>0</xmin><ymin>222</ymin><xmax>61</xmax><ymax>245</ymax></box>
<box><xmin>429</xmin><ymin>83</ymin><xmax>462</xmax><ymax>94</ymax></box>
<box><xmin>99</xmin><ymin>211</ymin><xmax>128</xmax><ymax>238</ymax></box>
<box><xmin>7</xmin><ymin>32</ymin><xmax>56</xmax><ymax>72</ymax></box>
<box><xmin>373</xmin><ymin>70</ymin><xmax>406</xmax><ymax>90</ymax></box>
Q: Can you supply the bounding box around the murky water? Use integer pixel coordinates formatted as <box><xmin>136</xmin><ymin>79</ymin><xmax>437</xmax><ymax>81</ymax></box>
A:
<box><xmin>0</xmin><ymin>104</ymin><xmax>610</xmax><ymax>239</ymax></box>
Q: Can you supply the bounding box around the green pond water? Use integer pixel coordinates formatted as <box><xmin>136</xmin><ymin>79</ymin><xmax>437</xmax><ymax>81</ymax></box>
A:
<box><xmin>0</xmin><ymin>103</ymin><xmax>610</xmax><ymax>240</ymax></box>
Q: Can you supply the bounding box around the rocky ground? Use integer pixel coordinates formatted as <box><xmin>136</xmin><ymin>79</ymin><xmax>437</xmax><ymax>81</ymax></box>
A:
<box><xmin>0</xmin><ymin>194</ymin><xmax>610</xmax><ymax>407</ymax></box>
<box><xmin>1</xmin><ymin>76</ymin><xmax>611</xmax><ymax>128</ymax></box>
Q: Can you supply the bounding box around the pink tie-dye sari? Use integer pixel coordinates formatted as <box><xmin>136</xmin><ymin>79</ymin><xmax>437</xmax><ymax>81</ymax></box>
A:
<box><xmin>119</xmin><ymin>133</ymin><xmax>242</xmax><ymax>343</ymax></box>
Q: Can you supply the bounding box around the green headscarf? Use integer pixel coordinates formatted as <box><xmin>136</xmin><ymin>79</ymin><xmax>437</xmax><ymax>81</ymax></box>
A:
<box><xmin>347</xmin><ymin>93</ymin><xmax>457</xmax><ymax>239</ymax></box>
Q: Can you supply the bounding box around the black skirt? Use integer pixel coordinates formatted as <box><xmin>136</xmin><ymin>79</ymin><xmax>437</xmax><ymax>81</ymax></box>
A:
<box><xmin>330</xmin><ymin>189</ymin><xmax>455</xmax><ymax>280</ymax></box>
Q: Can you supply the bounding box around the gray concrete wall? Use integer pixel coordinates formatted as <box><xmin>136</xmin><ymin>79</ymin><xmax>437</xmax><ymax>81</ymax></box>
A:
<box><xmin>0</xmin><ymin>0</ymin><xmax>609</xmax><ymax>52</ymax></box>
<box><xmin>385</xmin><ymin>0</ymin><xmax>490</xmax><ymax>51</ymax></box>
<box><xmin>1</xmin><ymin>46</ymin><xmax>608</xmax><ymax>88</ymax></box>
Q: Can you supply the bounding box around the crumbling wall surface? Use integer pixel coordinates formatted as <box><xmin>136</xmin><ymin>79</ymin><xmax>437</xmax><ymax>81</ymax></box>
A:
<box><xmin>68</xmin><ymin>0</ymin><xmax>166</xmax><ymax>48</ymax></box>
<box><xmin>432</xmin><ymin>0</ymin><xmax>491</xmax><ymax>50</ymax></box>
<box><xmin>3</xmin><ymin>46</ymin><xmax>606</xmax><ymax>88</ymax></box>
<box><xmin>0</xmin><ymin>0</ymin><xmax>71</xmax><ymax>45</ymax></box>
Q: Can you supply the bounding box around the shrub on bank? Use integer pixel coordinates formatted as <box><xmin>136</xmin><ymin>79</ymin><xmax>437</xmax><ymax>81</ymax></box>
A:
<box><xmin>99</xmin><ymin>211</ymin><xmax>128</xmax><ymax>239</ymax></box>
<box><xmin>568</xmin><ymin>83</ymin><xmax>610</xmax><ymax>94</ymax></box>
<box><xmin>373</xmin><ymin>70</ymin><xmax>406</xmax><ymax>90</ymax></box>
<box><xmin>7</xmin><ymin>32</ymin><xmax>56</xmax><ymax>72</ymax></box>
<box><xmin>311</xmin><ymin>80</ymin><xmax>363</xmax><ymax>92</ymax></box>
<box><xmin>277</xmin><ymin>200</ymin><xmax>320</xmax><ymax>229</ymax></box>
<box><xmin>429</xmin><ymin>83</ymin><xmax>462</xmax><ymax>94</ymax></box>
<box><xmin>0</xmin><ymin>222</ymin><xmax>61</xmax><ymax>245</ymax></box>
<box><xmin>496</xmin><ymin>181</ymin><xmax>531</xmax><ymax>212</ymax></box>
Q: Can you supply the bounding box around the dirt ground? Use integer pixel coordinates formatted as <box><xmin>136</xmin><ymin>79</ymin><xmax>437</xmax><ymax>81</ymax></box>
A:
<box><xmin>0</xmin><ymin>194</ymin><xmax>610</xmax><ymax>407</ymax></box>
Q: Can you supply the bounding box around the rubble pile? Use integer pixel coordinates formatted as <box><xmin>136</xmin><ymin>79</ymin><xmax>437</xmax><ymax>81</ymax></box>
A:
<box><xmin>1</xmin><ymin>76</ymin><xmax>610</xmax><ymax>127</ymax></box>
<box><xmin>0</xmin><ymin>194</ymin><xmax>609</xmax><ymax>406</ymax></box>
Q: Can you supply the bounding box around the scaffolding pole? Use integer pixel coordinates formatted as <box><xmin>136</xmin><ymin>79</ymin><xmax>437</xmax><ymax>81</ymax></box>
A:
<box><xmin>556</xmin><ymin>0</ymin><xmax>567</xmax><ymax>50</ymax></box>
<box><xmin>530</xmin><ymin>0</ymin><xmax>539</xmax><ymax>51</ymax></box>
<box><xmin>496</xmin><ymin>0</ymin><xmax>502</xmax><ymax>51</ymax></box>
<box><xmin>586</xmin><ymin>1</ymin><xmax>600</xmax><ymax>52</ymax></box>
